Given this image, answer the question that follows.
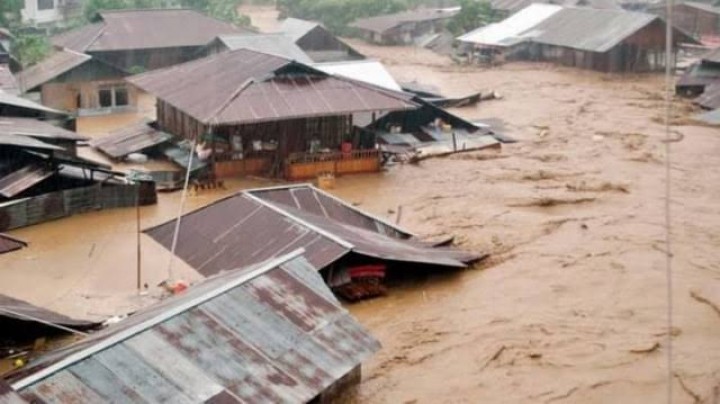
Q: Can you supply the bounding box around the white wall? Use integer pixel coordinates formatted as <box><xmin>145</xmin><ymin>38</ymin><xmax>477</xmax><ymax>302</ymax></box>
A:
<box><xmin>21</xmin><ymin>0</ymin><xmax>64</xmax><ymax>25</ymax></box>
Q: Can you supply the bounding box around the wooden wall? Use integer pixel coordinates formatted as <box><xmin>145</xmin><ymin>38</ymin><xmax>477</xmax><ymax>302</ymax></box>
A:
<box><xmin>41</xmin><ymin>80</ymin><xmax>140</xmax><ymax>112</ymax></box>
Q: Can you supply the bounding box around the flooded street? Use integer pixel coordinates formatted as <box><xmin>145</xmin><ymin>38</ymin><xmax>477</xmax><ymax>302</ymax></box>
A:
<box><xmin>1</xmin><ymin>7</ymin><xmax>719</xmax><ymax>403</ymax></box>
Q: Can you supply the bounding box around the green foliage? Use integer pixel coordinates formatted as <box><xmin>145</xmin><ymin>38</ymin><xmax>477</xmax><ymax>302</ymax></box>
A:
<box><xmin>277</xmin><ymin>0</ymin><xmax>411</xmax><ymax>33</ymax></box>
<box><xmin>446</xmin><ymin>0</ymin><xmax>500</xmax><ymax>36</ymax></box>
<box><xmin>0</xmin><ymin>0</ymin><xmax>23</xmax><ymax>28</ymax></box>
<box><xmin>13</xmin><ymin>34</ymin><xmax>51</xmax><ymax>67</ymax></box>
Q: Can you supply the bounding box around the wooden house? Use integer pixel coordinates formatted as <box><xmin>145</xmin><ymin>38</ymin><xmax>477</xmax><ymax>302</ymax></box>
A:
<box><xmin>17</xmin><ymin>9</ymin><xmax>250</xmax><ymax>115</ymax></box>
<box><xmin>127</xmin><ymin>49</ymin><xmax>418</xmax><ymax>181</ymax></box>
<box><xmin>350</xmin><ymin>8</ymin><xmax>459</xmax><ymax>46</ymax></box>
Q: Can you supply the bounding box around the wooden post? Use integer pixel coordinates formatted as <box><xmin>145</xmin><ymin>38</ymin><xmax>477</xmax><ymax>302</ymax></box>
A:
<box><xmin>135</xmin><ymin>184</ymin><xmax>142</xmax><ymax>292</ymax></box>
<box><xmin>452</xmin><ymin>131</ymin><xmax>457</xmax><ymax>152</ymax></box>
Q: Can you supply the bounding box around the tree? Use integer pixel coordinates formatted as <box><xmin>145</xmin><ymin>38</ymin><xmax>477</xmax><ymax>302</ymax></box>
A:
<box><xmin>82</xmin><ymin>0</ymin><xmax>251</xmax><ymax>26</ymax></box>
<box><xmin>446</xmin><ymin>0</ymin><xmax>499</xmax><ymax>36</ymax></box>
<box><xmin>13</xmin><ymin>34</ymin><xmax>51</xmax><ymax>67</ymax></box>
<box><xmin>0</xmin><ymin>0</ymin><xmax>23</xmax><ymax>28</ymax></box>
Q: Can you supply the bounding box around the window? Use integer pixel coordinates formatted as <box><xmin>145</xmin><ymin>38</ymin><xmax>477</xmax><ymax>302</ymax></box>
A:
<box><xmin>38</xmin><ymin>0</ymin><xmax>55</xmax><ymax>11</ymax></box>
<box><xmin>98</xmin><ymin>86</ymin><xmax>130</xmax><ymax>109</ymax></box>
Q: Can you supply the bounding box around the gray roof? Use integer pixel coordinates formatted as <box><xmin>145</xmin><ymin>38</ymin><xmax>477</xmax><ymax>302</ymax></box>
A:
<box><xmin>350</xmin><ymin>8</ymin><xmax>459</xmax><ymax>34</ymax></box>
<box><xmin>16</xmin><ymin>48</ymin><xmax>91</xmax><ymax>92</ymax></box>
<box><xmin>280</xmin><ymin>18</ymin><xmax>321</xmax><ymax>42</ymax></box>
<box><xmin>0</xmin><ymin>91</ymin><xmax>67</xmax><ymax>116</ymax></box>
<box><xmin>214</xmin><ymin>33</ymin><xmax>313</xmax><ymax>64</ymax></box>
<box><xmin>524</xmin><ymin>7</ymin><xmax>658</xmax><ymax>52</ymax></box>
<box><xmin>0</xmin><ymin>117</ymin><xmax>87</xmax><ymax>141</ymax></box>
<box><xmin>7</xmin><ymin>252</ymin><xmax>380</xmax><ymax>403</ymax></box>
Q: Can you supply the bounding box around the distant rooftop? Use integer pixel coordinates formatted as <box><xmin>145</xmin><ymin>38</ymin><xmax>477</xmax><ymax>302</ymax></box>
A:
<box><xmin>350</xmin><ymin>8</ymin><xmax>459</xmax><ymax>34</ymax></box>
<box><xmin>212</xmin><ymin>33</ymin><xmax>313</xmax><ymax>64</ymax></box>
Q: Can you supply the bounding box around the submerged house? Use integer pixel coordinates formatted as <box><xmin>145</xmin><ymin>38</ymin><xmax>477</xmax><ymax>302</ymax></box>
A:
<box><xmin>350</xmin><ymin>8</ymin><xmax>459</xmax><ymax>46</ymax></box>
<box><xmin>457</xmin><ymin>4</ymin><xmax>696</xmax><ymax>73</ymax></box>
<box><xmin>127</xmin><ymin>48</ymin><xmax>418</xmax><ymax>181</ymax></box>
<box><xmin>3</xmin><ymin>251</ymin><xmax>380</xmax><ymax>403</ymax></box>
<box><xmin>280</xmin><ymin>18</ymin><xmax>364</xmax><ymax>62</ymax></box>
<box><xmin>676</xmin><ymin>47</ymin><xmax>720</xmax><ymax>97</ymax></box>
<box><xmin>17</xmin><ymin>9</ymin><xmax>249</xmax><ymax>115</ymax></box>
<box><xmin>145</xmin><ymin>184</ymin><xmax>484</xmax><ymax>300</ymax></box>
<box><xmin>648</xmin><ymin>1</ymin><xmax>720</xmax><ymax>42</ymax></box>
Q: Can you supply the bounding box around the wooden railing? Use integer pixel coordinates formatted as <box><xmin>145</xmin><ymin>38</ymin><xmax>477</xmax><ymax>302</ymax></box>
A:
<box><xmin>286</xmin><ymin>149</ymin><xmax>380</xmax><ymax>164</ymax></box>
<box><xmin>285</xmin><ymin>149</ymin><xmax>381</xmax><ymax>180</ymax></box>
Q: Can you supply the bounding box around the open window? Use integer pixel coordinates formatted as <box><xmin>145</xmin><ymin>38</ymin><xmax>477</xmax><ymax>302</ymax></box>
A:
<box><xmin>98</xmin><ymin>85</ymin><xmax>130</xmax><ymax>108</ymax></box>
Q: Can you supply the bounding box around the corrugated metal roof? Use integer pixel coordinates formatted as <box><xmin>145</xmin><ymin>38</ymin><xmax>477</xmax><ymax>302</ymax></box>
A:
<box><xmin>676</xmin><ymin>62</ymin><xmax>720</xmax><ymax>87</ymax></box>
<box><xmin>128</xmin><ymin>48</ymin><xmax>417</xmax><ymax>126</ymax></box>
<box><xmin>144</xmin><ymin>185</ymin><xmax>480</xmax><ymax>278</ymax></box>
<box><xmin>0</xmin><ymin>294</ymin><xmax>97</xmax><ymax>328</ymax></box>
<box><xmin>0</xmin><ymin>163</ymin><xmax>55</xmax><ymax>198</ymax></box>
<box><xmin>280</xmin><ymin>18</ymin><xmax>321</xmax><ymax>42</ymax></box>
<box><xmin>0</xmin><ymin>380</ymin><xmax>26</xmax><ymax>404</ymax></box>
<box><xmin>213</xmin><ymin>33</ymin><xmax>313</xmax><ymax>64</ymax></box>
<box><xmin>313</xmin><ymin>60</ymin><xmax>403</xmax><ymax>91</ymax></box>
<box><xmin>350</xmin><ymin>8</ymin><xmax>459</xmax><ymax>34</ymax></box>
<box><xmin>90</xmin><ymin>120</ymin><xmax>174</xmax><ymax>159</ymax></box>
<box><xmin>525</xmin><ymin>7</ymin><xmax>658</xmax><ymax>52</ymax></box>
<box><xmin>695</xmin><ymin>82</ymin><xmax>720</xmax><ymax>108</ymax></box>
<box><xmin>0</xmin><ymin>233</ymin><xmax>27</xmax><ymax>255</ymax></box>
<box><xmin>16</xmin><ymin>48</ymin><xmax>91</xmax><ymax>92</ymax></box>
<box><xmin>0</xmin><ymin>134</ymin><xmax>66</xmax><ymax>151</ymax></box>
<box><xmin>0</xmin><ymin>91</ymin><xmax>67</xmax><ymax>116</ymax></box>
<box><xmin>458</xmin><ymin>4</ymin><xmax>562</xmax><ymax>46</ymax></box>
<box><xmin>53</xmin><ymin>9</ymin><xmax>249</xmax><ymax>53</ymax></box>
<box><xmin>0</xmin><ymin>64</ymin><xmax>18</xmax><ymax>95</ymax></box>
<box><xmin>7</xmin><ymin>252</ymin><xmax>380</xmax><ymax>403</ymax></box>
<box><xmin>0</xmin><ymin>117</ymin><xmax>87</xmax><ymax>141</ymax></box>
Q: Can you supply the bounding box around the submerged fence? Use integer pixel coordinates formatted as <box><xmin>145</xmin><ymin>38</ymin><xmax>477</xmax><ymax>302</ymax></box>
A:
<box><xmin>0</xmin><ymin>182</ymin><xmax>157</xmax><ymax>232</ymax></box>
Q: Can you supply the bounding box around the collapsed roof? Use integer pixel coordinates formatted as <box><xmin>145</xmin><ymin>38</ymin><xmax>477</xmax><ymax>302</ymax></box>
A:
<box><xmin>52</xmin><ymin>9</ymin><xmax>250</xmax><ymax>53</ymax></box>
<box><xmin>90</xmin><ymin>120</ymin><xmax>174</xmax><ymax>159</ymax></box>
<box><xmin>144</xmin><ymin>185</ymin><xmax>483</xmax><ymax>278</ymax></box>
<box><xmin>127</xmin><ymin>48</ymin><xmax>417</xmax><ymax>126</ymax></box>
<box><xmin>5</xmin><ymin>252</ymin><xmax>380</xmax><ymax>403</ymax></box>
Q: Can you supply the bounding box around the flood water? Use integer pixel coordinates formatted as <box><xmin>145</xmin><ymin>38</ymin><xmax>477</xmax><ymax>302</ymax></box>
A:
<box><xmin>1</xmin><ymin>7</ymin><xmax>719</xmax><ymax>403</ymax></box>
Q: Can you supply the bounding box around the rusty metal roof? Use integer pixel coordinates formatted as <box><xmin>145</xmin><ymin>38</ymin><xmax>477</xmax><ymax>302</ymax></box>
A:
<box><xmin>0</xmin><ymin>163</ymin><xmax>55</xmax><ymax>198</ymax></box>
<box><xmin>128</xmin><ymin>48</ymin><xmax>417</xmax><ymax>125</ymax></box>
<box><xmin>144</xmin><ymin>185</ymin><xmax>480</xmax><ymax>278</ymax></box>
<box><xmin>53</xmin><ymin>9</ymin><xmax>250</xmax><ymax>53</ymax></box>
<box><xmin>0</xmin><ymin>65</ymin><xmax>18</xmax><ymax>95</ymax></box>
<box><xmin>16</xmin><ymin>48</ymin><xmax>91</xmax><ymax>93</ymax></box>
<box><xmin>7</xmin><ymin>252</ymin><xmax>380</xmax><ymax>403</ymax></box>
<box><xmin>0</xmin><ymin>117</ymin><xmax>87</xmax><ymax>141</ymax></box>
<box><xmin>90</xmin><ymin>120</ymin><xmax>174</xmax><ymax>159</ymax></box>
<box><xmin>350</xmin><ymin>8</ymin><xmax>458</xmax><ymax>34</ymax></box>
<box><xmin>0</xmin><ymin>294</ymin><xmax>96</xmax><ymax>329</ymax></box>
<box><xmin>0</xmin><ymin>233</ymin><xmax>27</xmax><ymax>255</ymax></box>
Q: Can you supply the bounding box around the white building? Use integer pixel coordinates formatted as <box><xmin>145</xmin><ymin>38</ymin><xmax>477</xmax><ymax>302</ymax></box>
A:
<box><xmin>21</xmin><ymin>0</ymin><xmax>82</xmax><ymax>26</ymax></box>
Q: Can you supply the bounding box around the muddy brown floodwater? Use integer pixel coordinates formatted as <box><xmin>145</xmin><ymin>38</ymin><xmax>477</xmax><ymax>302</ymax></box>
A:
<box><xmin>1</xmin><ymin>7</ymin><xmax>719</xmax><ymax>403</ymax></box>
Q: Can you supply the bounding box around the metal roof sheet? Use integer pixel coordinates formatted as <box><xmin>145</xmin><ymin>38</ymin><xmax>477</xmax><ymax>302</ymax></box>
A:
<box><xmin>0</xmin><ymin>163</ymin><xmax>55</xmax><ymax>198</ymax></box>
<box><xmin>128</xmin><ymin>48</ymin><xmax>416</xmax><ymax>125</ymax></box>
<box><xmin>0</xmin><ymin>380</ymin><xmax>26</xmax><ymax>404</ymax></box>
<box><xmin>52</xmin><ymin>9</ymin><xmax>249</xmax><ymax>53</ymax></box>
<box><xmin>0</xmin><ymin>294</ymin><xmax>97</xmax><ymax>328</ymax></box>
<box><xmin>525</xmin><ymin>7</ymin><xmax>658</xmax><ymax>52</ymax></box>
<box><xmin>693</xmin><ymin>107</ymin><xmax>720</xmax><ymax>124</ymax></box>
<box><xmin>7</xmin><ymin>252</ymin><xmax>380</xmax><ymax>403</ymax></box>
<box><xmin>0</xmin><ymin>134</ymin><xmax>65</xmax><ymax>151</ymax></box>
<box><xmin>16</xmin><ymin>48</ymin><xmax>91</xmax><ymax>92</ymax></box>
<box><xmin>313</xmin><ymin>60</ymin><xmax>403</xmax><ymax>91</ymax></box>
<box><xmin>144</xmin><ymin>185</ymin><xmax>478</xmax><ymax>278</ymax></box>
<box><xmin>458</xmin><ymin>4</ymin><xmax>562</xmax><ymax>46</ymax></box>
<box><xmin>350</xmin><ymin>8</ymin><xmax>459</xmax><ymax>34</ymax></box>
<box><xmin>0</xmin><ymin>117</ymin><xmax>87</xmax><ymax>141</ymax></box>
<box><xmin>0</xmin><ymin>91</ymin><xmax>67</xmax><ymax>116</ymax></box>
<box><xmin>0</xmin><ymin>233</ymin><xmax>27</xmax><ymax>255</ymax></box>
<box><xmin>280</xmin><ymin>18</ymin><xmax>321</xmax><ymax>42</ymax></box>
<box><xmin>682</xmin><ymin>1</ymin><xmax>720</xmax><ymax>15</ymax></box>
<box><xmin>695</xmin><ymin>82</ymin><xmax>720</xmax><ymax>109</ymax></box>
<box><xmin>90</xmin><ymin>120</ymin><xmax>174</xmax><ymax>159</ymax></box>
<box><xmin>213</xmin><ymin>33</ymin><xmax>313</xmax><ymax>64</ymax></box>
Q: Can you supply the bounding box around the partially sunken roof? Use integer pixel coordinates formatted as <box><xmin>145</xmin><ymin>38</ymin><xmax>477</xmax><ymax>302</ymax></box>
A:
<box><xmin>90</xmin><ymin>120</ymin><xmax>174</xmax><ymax>159</ymax></box>
<box><xmin>350</xmin><ymin>8</ymin><xmax>459</xmax><ymax>34</ymax></box>
<box><xmin>0</xmin><ymin>233</ymin><xmax>27</xmax><ymax>255</ymax></box>
<box><xmin>127</xmin><ymin>48</ymin><xmax>416</xmax><ymax>126</ymax></box>
<box><xmin>52</xmin><ymin>9</ymin><xmax>249</xmax><ymax>53</ymax></box>
<box><xmin>144</xmin><ymin>185</ymin><xmax>480</xmax><ymax>278</ymax></box>
<box><xmin>6</xmin><ymin>252</ymin><xmax>380</xmax><ymax>403</ymax></box>
<box><xmin>212</xmin><ymin>33</ymin><xmax>313</xmax><ymax>64</ymax></box>
<box><xmin>16</xmin><ymin>48</ymin><xmax>91</xmax><ymax>92</ymax></box>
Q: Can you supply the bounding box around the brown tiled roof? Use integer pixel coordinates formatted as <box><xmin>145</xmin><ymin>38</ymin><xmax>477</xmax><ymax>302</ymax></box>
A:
<box><xmin>128</xmin><ymin>48</ymin><xmax>417</xmax><ymax>125</ymax></box>
<box><xmin>53</xmin><ymin>9</ymin><xmax>250</xmax><ymax>53</ymax></box>
<box><xmin>16</xmin><ymin>48</ymin><xmax>91</xmax><ymax>92</ymax></box>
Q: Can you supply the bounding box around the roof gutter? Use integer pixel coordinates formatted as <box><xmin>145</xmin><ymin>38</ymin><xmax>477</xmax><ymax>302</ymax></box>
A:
<box><xmin>11</xmin><ymin>248</ymin><xmax>306</xmax><ymax>391</ymax></box>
